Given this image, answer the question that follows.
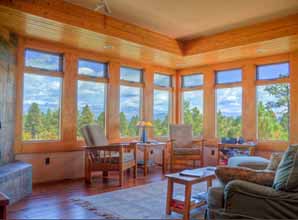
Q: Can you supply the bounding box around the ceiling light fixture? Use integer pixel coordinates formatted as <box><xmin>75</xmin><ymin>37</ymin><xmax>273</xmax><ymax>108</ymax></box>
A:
<box><xmin>103</xmin><ymin>45</ymin><xmax>113</xmax><ymax>49</ymax></box>
<box><xmin>94</xmin><ymin>0</ymin><xmax>112</xmax><ymax>14</ymax></box>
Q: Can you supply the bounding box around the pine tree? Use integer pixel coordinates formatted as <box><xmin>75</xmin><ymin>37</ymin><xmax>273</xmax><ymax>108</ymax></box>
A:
<box><xmin>78</xmin><ymin>105</ymin><xmax>95</xmax><ymax>137</ymax></box>
<box><xmin>120</xmin><ymin>112</ymin><xmax>129</xmax><ymax>136</ymax></box>
<box><xmin>97</xmin><ymin>112</ymin><xmax>105</xmax><ymax>129</ymax></box>
<box><xmin>24</xmin><ymin>103</ymin><xmax>42</xmax><ymax>140</ymax></box>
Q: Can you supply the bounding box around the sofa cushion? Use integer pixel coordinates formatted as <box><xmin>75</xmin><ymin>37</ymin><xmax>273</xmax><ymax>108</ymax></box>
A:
<box><xmin>273</xmin><ymin>145</ymin><xmax>298</xmax><ymax>192</ymax></box>
<box><xmin>94</xmin><ymin>152</ymin><xmax>134</xmax><ymax>164</ymax></box>
<box><xmin>215</xmin><ymin>166</ymin><xmax>275</xmax><ymax>186</ymax></box>
<box><xmin>228</xmin><ymin>156</ymin><xmax>269</xmax><ymax>170</ymax></box>
<box><xmin>266</xmin><ymin>152</ymin><xmax>283</xmax><ymax>171</ymax></box>
<box><xmin>208</xmin><ymin>187</ymin><xmax>224</xmax><ymax>209</ymax></box>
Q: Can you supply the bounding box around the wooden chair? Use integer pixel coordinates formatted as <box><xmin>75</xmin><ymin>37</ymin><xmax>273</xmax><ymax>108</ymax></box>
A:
<box><xmin>169</xmin><ymin>124</ymin><xmax>204</xmax><ymax>171</ymax></box>
<box><xmin>81</xmin><ymin>124</ymin><xmax>137</xmax><ymax>186</ymax></box>
<box><xmin>0</xmin><ymin>192</ymin><xmax>9</xmax><ymax>220</ymax></box>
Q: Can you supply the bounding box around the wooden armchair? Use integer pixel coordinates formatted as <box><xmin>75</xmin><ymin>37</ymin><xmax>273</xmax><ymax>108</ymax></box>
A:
<box><xmin>169</xmin><ymin>124</ymin><xmax>204</xmax><ymax>171</ymax></box>
<box><xmin>0</xmin><ymin>192</ymin><xmax>9</xmax><ymax>220</ymax></box>
<box><xmin>81</xmin><ymin>125</ymin><xmax>137</xmax><ymax>186</ymax></box>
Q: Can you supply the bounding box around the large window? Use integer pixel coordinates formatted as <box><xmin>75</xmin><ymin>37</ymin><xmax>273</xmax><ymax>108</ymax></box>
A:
<box><xmin>181</xmin><ymin>73</ymin><xmax>204</xmax><ymax>136</ymax></box>
<box><xmin>153</xmin><ymin>73</ymin><xmax>172</xmax><ymax>137</ymax></box>
<box><xmin>77</xmin><ymin>59</ymin><xmax>107</xmax><ymax>137</ymax></box>
<box><xmin>216</xmin><ymin>69</ymin><xmax>242</xmax><ymax>138</ymax></box>
<box><xmin>22</xmin><ymin>49</ymin><xmax>63</xmax><ymax>141</ymax></box>
<box><xmin>257</xmin><ymin>63</ymin><xmax>290</xmax><ymax>141</ymax></box>
<box><xmin>120</xmin><ymin>67</ymin><xmax>143</xmax><ymax>137</ymax></box>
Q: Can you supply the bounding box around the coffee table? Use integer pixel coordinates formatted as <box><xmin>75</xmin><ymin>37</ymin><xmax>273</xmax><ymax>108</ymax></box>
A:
<box><xmin>165</xmin><ymin>167</ymin><xmax>216</xmax><ymax>220</ymax></box>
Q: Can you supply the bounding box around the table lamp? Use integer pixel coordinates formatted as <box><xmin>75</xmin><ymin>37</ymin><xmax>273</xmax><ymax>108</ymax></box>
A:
<box><xmin>136</xmin><ymin>121</ymin><xmax>153</xmax><ymax>143</ymax></box>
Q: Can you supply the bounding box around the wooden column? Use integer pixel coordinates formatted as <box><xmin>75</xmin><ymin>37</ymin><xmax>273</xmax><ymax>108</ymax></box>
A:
<box><xmin>107</xmin><ymin>61</ymin><xmax>120</xmax><ymax>141</ymax></box>
<box><xmin>290</xmin><ymin>51</ymin><xmax>298</xmax><ymax>144</ymax></box>
<box><xmin>61</xmin><ymin>53</ymin><xmax>77</xmax><ymax>145</ymax></box>
<box><xmin>242</xmin><ymin>62</ymin><xmax>256</xmax><ymax>141</ymax></box>
<box><xmin>175</xmin><ymin>72</ymin><xmax>181</xmax><ymax>124</ymax></box>
<box><xmin>203</xmin><ymin>69</ymin><xmax>216</xmax><ymax>140</ymax></box>
<box><xmin>143</xmin><ymin>66</ymin><xmax>154</xmax><ymax>139</ymax></box>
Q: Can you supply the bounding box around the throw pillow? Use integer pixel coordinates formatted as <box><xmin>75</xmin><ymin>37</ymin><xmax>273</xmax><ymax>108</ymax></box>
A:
<box><xmin>273</xmin><ymin>145</ymin><xmax>298</xmax><ymax>192</ymax></box>
<box><xmin>215</xmin><ymin>166</ymin><xmax>275</xmax><ymax>186</ymax></box>
<box><xmin>266</xmin><ymin>152</ymin><xmax>283</xmax><ymax>171</ymax></box>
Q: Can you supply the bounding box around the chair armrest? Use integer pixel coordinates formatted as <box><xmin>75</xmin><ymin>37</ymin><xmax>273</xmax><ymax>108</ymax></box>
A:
<box><xmin>224</xmin><ymin>180</ymin><xmax>298</xmax><ymax>219</ymax></box>
<box><xmin>0</xmin><ymin>192</ymin><xmax>9</xmax><ymax>206</ymax></box>
<box><xmin>191</xmin><ymin>139</ymin><xmax>204</xmax><ymax>148</ymax></box>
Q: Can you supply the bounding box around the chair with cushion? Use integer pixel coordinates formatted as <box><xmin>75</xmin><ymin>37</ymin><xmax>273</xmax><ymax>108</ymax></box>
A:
<box><xmin>81</xmin><ymin>124</ymin><xmax>137</xmax><ymax>186</ymax></box>
<box><xmin>169</xmin><ymin>124</ymin><xmax>204</xmax><ymax>171</ymax></box>
<box><xmin>206</xmin><ymin>145</ymin><xmax>298</xmax><ymax>219</ymax></box>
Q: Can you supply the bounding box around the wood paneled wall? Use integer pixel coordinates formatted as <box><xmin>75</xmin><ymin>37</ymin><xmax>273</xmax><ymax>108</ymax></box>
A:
<box><xmin>14</xmin><ymin>37</ymin><xmax>176</xmax><ymax>154</ymax></box>
<box><xmin>178</xmin><ymin>52</ymin><xmax>298</xmax><ymax>151</ymax></box>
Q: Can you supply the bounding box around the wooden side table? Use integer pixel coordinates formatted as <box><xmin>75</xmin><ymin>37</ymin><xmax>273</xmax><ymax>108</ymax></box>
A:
<box><xmin>165</xmin><ymin>167</ymin><xmax>216</xmax><ymax>220</ymax></box>
<box><xmin>137</xmin><ymin>141</ymin><xmax>169</xmax><ymax>176</ymax></box>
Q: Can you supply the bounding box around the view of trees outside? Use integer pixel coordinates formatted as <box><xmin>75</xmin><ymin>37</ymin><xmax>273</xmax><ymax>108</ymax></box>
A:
<box><xmin>216</xmin><ymin>87</ymin><xmax>242</xmax><ymax>138</ymax></box>
<box><xmin>257</xmin><ymin>83</ymin><xmax>289</xmax><ymax>141</ymax></box>
<box><xmin>153</xmin><ymin>90</ymin><xmax>170</xmax><ymax>136</ymax></box>
<box><xmin>120</xmin><ymin>85</ymin><xmax>141</xmax><ymax>137</ymax></box>
<box><xmin>182</xmin><ymin>90</ymin><xmax>203</xmax><ymax>136</ymax></box>
<box><xmin>77</xmin><ymin>80</ymin><xmax>106</xmax><ymax>138</ymax></box>
<box><xmin>22</xmin><ymin>74</ymin><xmax>62</xmax><ymax>141</ymax></box>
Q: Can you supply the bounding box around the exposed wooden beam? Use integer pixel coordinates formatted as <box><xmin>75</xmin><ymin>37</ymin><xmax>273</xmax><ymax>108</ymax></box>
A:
<box><xmin>183</xmin><ymin>13</ymin><xmax>298</xmax><ymax>55</ymax></box>
<box><xmin>0</xmin><ymin>0</ymin><xmax>182</xmax><ymax>55</ymax></box>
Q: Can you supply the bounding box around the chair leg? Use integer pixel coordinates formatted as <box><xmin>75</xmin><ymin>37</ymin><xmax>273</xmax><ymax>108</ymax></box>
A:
<box><xmin>103</xmin><ymin>171</ymin><xmax>108</xmax><ymax>178</ymax></box>
<box><xmin>133</xmin><ymin>165</ymin><xmax>137</xmax><ymax>178</ymax></box>
<box><xmin>119</xmin><ymin>170</ymin><xmax>124</xmax><ymax>186</ymax></box>
<box><xmin>85</xmin><ymin>169</ymin><xmax>91</xmax><ymax>184</ymax></box>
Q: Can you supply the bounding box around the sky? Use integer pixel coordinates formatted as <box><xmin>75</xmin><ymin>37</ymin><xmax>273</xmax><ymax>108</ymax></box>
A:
<box><xmin>23</xmin><ymin>50</ymin><xmax>290</xmax><ymax>122</ymax></box>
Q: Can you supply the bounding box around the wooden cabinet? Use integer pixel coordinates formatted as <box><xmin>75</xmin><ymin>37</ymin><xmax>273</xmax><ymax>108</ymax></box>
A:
<box><xmin>203</xmin><ymin>145</ymin><xmax>218</xmax><ymax>166</ymax></box>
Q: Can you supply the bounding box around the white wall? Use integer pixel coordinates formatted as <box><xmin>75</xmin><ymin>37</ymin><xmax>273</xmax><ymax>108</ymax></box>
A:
<box><xmin>16</xmin><ymin>151</ymin><xmax>84</xmax><ymax>183</ymax></box>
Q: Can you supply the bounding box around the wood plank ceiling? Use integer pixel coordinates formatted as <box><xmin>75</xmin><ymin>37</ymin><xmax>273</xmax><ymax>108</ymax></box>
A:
<box><xmin>0</xmin><ymin>0</ymin><xmax>298</xmax><ymax>68</ymax></box>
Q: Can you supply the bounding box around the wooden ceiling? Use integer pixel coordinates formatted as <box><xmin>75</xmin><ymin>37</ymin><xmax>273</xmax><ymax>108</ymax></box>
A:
<box><xmin>0</xmin><ymin>0</ymin><xmax>298</xmax><ymax>69</ymax></box>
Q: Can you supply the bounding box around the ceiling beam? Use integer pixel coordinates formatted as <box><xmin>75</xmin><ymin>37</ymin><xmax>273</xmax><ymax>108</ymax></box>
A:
<box><xmin>0</xmin><ymin>0</ymin><xmax>182</xmax><ymax>55</ymax></box>
<box><xmin>183</xmin><ymin>13</ymin><xmax>298</xmax><ymax>55</ymax></box>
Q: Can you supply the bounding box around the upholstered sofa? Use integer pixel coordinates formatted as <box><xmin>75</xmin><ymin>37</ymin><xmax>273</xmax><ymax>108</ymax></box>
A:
<box><xmin>206</xmin><ymin>146</ymin><xmax>298</xmax><ymax>219</ymax></box>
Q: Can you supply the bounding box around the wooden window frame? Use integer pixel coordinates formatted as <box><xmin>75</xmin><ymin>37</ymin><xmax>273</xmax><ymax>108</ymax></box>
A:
<box><xmin>181</xmin><ymin>73</ymin><xmax>204</xmax><ymax>89</ymax></box>
<box><xmin>153</xmin><ymin>73</ymin><xmax>173</xmax><ymax>138</ymax></box>
<box><xmin>256</xmin><ymin>61</ymin><xmax>290</xmax><ymax>143</ymax></box>
<box><xmin>76</xmin><ymin>58</ymin><xmax>108</xmax><ymax>141</ymax></box>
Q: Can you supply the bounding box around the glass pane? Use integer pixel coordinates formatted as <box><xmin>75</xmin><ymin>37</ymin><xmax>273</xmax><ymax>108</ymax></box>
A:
<box><xmin>216</xmin><ymin>87</ymin><xmax>242</xmax><ymax>138</ymax></box>
<box><xmin>183</xmin><ymin>90</ymin><xmax>203</xmax><ymax>136</ymax></box>
<box><xmin>257</xmin><ymin>84</ymin><xmax>289</xmax><ymax>141</ymax></box>
<box><xmin>120</xmin><ymin>67</ymin><xmax>142</xmax><ymax>82</ymax></box>
<box><xmin>22</xmin><ymin>73</ymin><xmax>62</xmax><ymax>141</ymax></box>
<box><xmin>216</xmin><ymin>69</ymin><xmax>242</xmax><ymax>84</ymax></box>
<box><xmin>78</xmin><ymin>59</ymin><xmax>106</xmax><ymax>78</ymax></box>
<box><xmin>154</xmin><ymin>73</ymin><xmax>171</xmax><ymax>87</ymax></box>
<box><xmin>153</xmin><ymin>90</ymin><xmax>170</xmax><ymax>136</ymax></box>
<box><xmin>77</xmin><ymin>81</ymin><xmax>106</xmax><ymax>138</ymax></box>
<box><xmin>25</xmin><ymin>49</ymin><xmax>62</xmax><ymax>72</ymax></box>
<box><xmin>120</xmin><ymin>85</ymin><xmax>141</xmax><ymax>137</ymax></box>
<box><xmin>182</xmin><ymin>74</ymin><xmax>203</xmax><ymax>87</ymax></box>
<box><xmin>257</xmin><ymin>63</ymin><xmax>289</xmax><ymax>80</ymax></box>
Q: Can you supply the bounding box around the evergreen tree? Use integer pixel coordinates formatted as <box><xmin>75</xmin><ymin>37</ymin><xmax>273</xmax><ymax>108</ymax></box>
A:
<box><xmin>24</xmin><ymin>103</ymin><xmax>42</xmax><ymax>139</ymax></box>
<box><xmin>78</xmin><ymin>105</ymin><xmax>95</xmax><ymax>137</ymax></box>
<box><xmin>120</xmin><ymin>112</ymin><xmax>129</xmax><ymax>136</ymax></box>
<box><xmin>97</xmin><ymin>112</ymin><xmax>105</xmax><ymax>129</ymax></box>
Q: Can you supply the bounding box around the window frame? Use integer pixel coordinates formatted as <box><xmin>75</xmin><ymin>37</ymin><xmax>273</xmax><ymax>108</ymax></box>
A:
<box><xmin>153</xmin><ymin>73</ymin><xmax>173</xmax><ymax>138</ymax></box>
<box><xmin>215</xmin><ymin>68</ymin><xmax>243</xmax><ymax>138</ymax></box>
<box><xmin>256</xmin><ymin>62</ymin><xmax>290</xmax><ymax>142</ymax></box>
<box><xmin>119</xmin><ymin>66</ymin><xmax>144</xmax><ymax>138</ymax></box>
<box><xmin>22</xmin><ymin>48</ymin><xmax>64</xmax><ymax>143</ymax></box>
<box><xmin>76</xmin><ymin>58</ymin><xmax>108</xmax><ymax>139</ymax></box>
<box><xmin>180</xmin><ymin>73</ymin><xmax>204</xmax><ymax>138</ymax></box>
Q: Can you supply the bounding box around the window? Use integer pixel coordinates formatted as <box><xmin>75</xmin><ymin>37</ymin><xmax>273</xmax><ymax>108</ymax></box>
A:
<box><xmin>182</xmin><ymin>74</ymin><xmax>203</xmax><ymax>88</ymax></box>
<box><xmin>119</xmin><ymin>86</ymin><xmax>142</xmax><ymax>137</ymax></box>
<box><xmin>257</xmin><ymin>63</ymin><xmax>289</xmax><ymax>80</ymax></box>
<box><xmin>25</xmin><ymin>49</ymin><xmax>62</xmax><ymax>72</ymax></box>
<box><xmin>216</xmin><ymin>69</ymin><xmax>242</xmax><ymax>84</ymax></box>
<box><xmin>257</xmin><ymin>62</ymin><xmax>290</xmax><ymax>141</ymax></box>
<box><xmin>77</xmin><ymin>59</ymin><xmax>107</xmax><ymax>138</ymax></box>
<box><xmin>182</xmin><ymin>90</ymin><xmax>204</xmax><ymax>136</ymax></box>
<box><xmin>77</xmin><ymin>81</ymin><xmax>106</xmax><ymax>137</ymax></box>
<box><xmin>153</xmin><ymin>73</ymin><xmax>172</xmax><ymax>136</ymax></box>
<box><xmin>154</xmin><ymin>73</ymin><xmax>171</xmax><ymax>87</ymax></box>
<box><xmin>120</xmin><ymin>66</ymin><xmax>143</xmax><ymax>83</ymax></box>
<box><xmin>216</xmin><ymin>87</ymin><xmax>242</xmax><ymax>138</ymax></box>
<box><xmin>78</xmin><ymin>59</ymin><xmax>107</xmax><ymax>78</ymax></box>
<box><xmin>22</xmin><ymin>49</ymin><xmax>63</xmax><ymax>141</ymax></box>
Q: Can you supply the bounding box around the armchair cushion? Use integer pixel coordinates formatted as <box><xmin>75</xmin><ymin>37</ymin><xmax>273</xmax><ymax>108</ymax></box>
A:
<box><xmin>266</xmin><ymin>152</ymin><xmax>283</xmax><ymax>171</ymax></box>
<box><xmin>94</xmin><ymin>152</ymin><xmax>135</xmax><ymax>164</ymax></box>
<box><xmin>174</xmin><ymin>147</ymin><xmax>201</xmax><ymax>155</ymax></box>
<box><xmin>169</xmin><ymin>124</ymin><xmax>193</xmax><ymax>148</ymax></box>
<box><xmin>81</xmin><ymin>124</ymin><xmax>109</xmax><ymax>147</ymax></box>
<box><xmin>273</xmin><ymin>145</ymin><xmax>298</xmax><ymax>192</ymax></box>
<box><xmin>215</xmin><ymin>166</ymin><xmax>275</xmax><ymax>186</ymax></box>
<box><xmin>224</xmin><ymin>180</ymin><xmax>298</xmax><ymax>219</ymax></box>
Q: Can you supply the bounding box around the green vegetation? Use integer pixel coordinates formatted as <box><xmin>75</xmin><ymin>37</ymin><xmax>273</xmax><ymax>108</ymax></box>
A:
<box><xmin>154</xmin><ymin>115</ymin><xmax>169</xmax><ymax>137</ymax></box>
<box><xmin>183</xmin><ymin>101</ymin><xmax>203</xmax><ymax>137</ymax></box>
<box><xmin>120</xmin><ymin>113</ymin><xmax>139</xmax><ymax>137</ymax></box>
<box><xmin>217</xmin><ymin>111</ymin><xmax>241</xmax><ymax>138</ymax></box>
